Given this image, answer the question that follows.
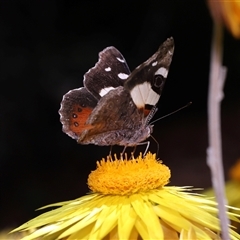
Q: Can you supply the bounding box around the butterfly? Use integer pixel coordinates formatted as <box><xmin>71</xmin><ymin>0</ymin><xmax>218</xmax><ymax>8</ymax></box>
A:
<box><xmin>59</xmin><ymin>38</ymin><xmax>174</xmax><ymax>149</ymax></box>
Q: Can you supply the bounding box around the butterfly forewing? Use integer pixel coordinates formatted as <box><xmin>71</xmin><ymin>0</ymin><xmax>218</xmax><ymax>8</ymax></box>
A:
<box><xmin>84</xmin><ymin>47</ymin><xmax>131</xmax><ymax>100</ymax></box>
<box><xmin>124</xmin><ymin>37</ymin><xmax>174</xmax><ymax>114</ymax></box>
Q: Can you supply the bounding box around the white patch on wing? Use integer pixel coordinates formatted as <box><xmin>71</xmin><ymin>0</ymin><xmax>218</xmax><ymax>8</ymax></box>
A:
<box><xmin>116</xmin><ymin>57</ymin><xmax>125</xmax><ymax>63</ymax></box>
<box><xmin>118</xmin><ymin>73</ymin><xmax>128</xmax><ymax>80</ymax></box>
<box><xmin>99</xmin><ymin>87</ymin><xmax>115</xmax><ymax>97</ymax></box>
<box><xmin>105</xmin><ymin>67</ymin><xmax>111</xmax><ymax>72</ymax></box>
<box><xmin>130</xmin><ymin>82</ymin><xmax>161</xmax><ymax>108</ymax></box>
<box><xmin>155</xmin><ymin>67</ymin><xmax>168</xmax><ymax>78</ymax></box>
<box><xmin>152</xmin><ymin>61</ymin><xmax>157</xmax><ymax>66</ymax></box>
<box><xmin>138</xmin><ymin>82</ymin><xmax>151</xmax><ymax>102</ymax></box>
<box><xmin>130</xmin><ymin>85</ymin><xmax>144</xmax><ymax>108</ymax></box>
<box><xmin>145</xmin><ymin>89</ymin><xmax>160</xmax><ymax>105</ymax></box>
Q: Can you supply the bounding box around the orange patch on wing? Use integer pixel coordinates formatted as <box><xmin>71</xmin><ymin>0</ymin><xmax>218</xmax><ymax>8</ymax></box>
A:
<box><xmin>143</xmin><ymin>108</ymin><xmax>151</xmax><ymax>117</ymax></box>
<box><xmin>69</xmin><ymin>104</ymin><xmax>94</xmax><ymax>134</ymax></box>
<box><xmin>137</xmin><ymin>107</ymin><xmax>151</xmax><ymax>117</ymax></box>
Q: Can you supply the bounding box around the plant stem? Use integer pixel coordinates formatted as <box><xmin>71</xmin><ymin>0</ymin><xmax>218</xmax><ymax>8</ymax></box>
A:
<box><xmin>207</xmin><ymin>22</ymin><xmax>229</xmax><ymax>240</ymax></box>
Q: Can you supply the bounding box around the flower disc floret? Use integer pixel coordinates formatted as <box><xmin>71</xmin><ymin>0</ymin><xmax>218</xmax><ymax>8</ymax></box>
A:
<box><xmin>88</xmin><ymin>152</ymin><xmax>170</xmax><ymax>195</ymax></box>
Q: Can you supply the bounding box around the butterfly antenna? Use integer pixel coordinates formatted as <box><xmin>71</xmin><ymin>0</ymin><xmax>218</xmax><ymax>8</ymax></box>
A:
<box><xmin>150</xmin><ymin>102</ymin><xmax>192</xmax><ymax>125</ymax></box>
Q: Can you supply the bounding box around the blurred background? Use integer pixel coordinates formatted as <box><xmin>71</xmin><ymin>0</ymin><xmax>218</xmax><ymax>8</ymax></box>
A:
<box><xmin>1</xmin><ymin>0</ymin><xmax>240</xmax><ymax>230</ymax></box>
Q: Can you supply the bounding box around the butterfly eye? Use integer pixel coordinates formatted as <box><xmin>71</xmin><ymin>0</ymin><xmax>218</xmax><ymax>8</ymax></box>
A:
<box><xmin>153</xmin><ymin>74</ymin><xmax>164</xmax><ymax>88</ymax></box>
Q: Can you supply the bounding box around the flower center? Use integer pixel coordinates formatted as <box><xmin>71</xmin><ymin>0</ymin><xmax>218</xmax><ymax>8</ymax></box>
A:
<box><xmin>87</xmin><ymin>152</ymin><xmax>171</xmax><ymax>195</ymax></box>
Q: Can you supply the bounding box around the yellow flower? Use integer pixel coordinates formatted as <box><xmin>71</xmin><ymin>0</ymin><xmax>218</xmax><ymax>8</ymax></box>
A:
<box><xmin>12</xmin><ymin>153</ymin><xmax>240</xmax><ymax>240</ymax></box>
<box><xmin>88</xmin><ymin>153</ymin><xmax>170</xmax><ymax>195</ymax></box>
<box><xmin>207</xmin><ymin>0</ymin><xmax>240</xmax><ymax>38</ymax></box>
<box><xmin>0</xmin><ymin>228</ymin><xmax>32</xmax><ymax>240</ymax></box>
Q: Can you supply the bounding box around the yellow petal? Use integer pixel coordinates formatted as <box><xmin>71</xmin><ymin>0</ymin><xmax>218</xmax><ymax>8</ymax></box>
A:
<box><xmin>118</xmin><ymin>197</ymin><xmax>137</xmax><ymax>239</ymax></box>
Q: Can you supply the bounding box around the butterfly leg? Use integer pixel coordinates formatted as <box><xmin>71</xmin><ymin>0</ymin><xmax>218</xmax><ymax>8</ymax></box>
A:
<box><xmin>143</xmin><ymin>141</ymin><xmax>150</xmax><ymax>156</ymax></box>
<box><xmin>121</xmin><ymin>145</ymin><xmax>128</xmax><ymax>155</ymax></box>
<box><xmin>133</xmin><ymin>141</ymin><xmax>150</xmax><ymax>156</ymax></box>
<box><xmin>132</xmin><ymin>145</ymin><xmax>137</xmax><ymax>154</ymax></box>
<box><xmin>150</xmin><ymin>135</ymin><xmax>159</xmax><ymax>156</ymax></box>
<box><xmin>108</xmin><ymin>145</ymin><xmax>113</xmax><ymax>157</ymax></box>
<box><xmin>129</xmin><ymin>146</ymin><xmax>137</xmax><ymax>159</ymax></box>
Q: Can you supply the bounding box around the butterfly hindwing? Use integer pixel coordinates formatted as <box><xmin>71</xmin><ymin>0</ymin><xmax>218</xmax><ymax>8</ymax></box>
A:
<box><xmin>79</xmin><ymin>86</ymin><xmax>150</xmax><ymax>146</ymax></box>
<box><xmin>59</xmin><ymin>87</ymin><xmax>97</xmax><ymax>140</ymax></box>
<box><xmin>59</xmin><ymin>47</ymin><xmax>131</xmax><ymax>141</ymax></box>
<box><xmin>84</xmin><ymin>47</ymin><xmax>131</xmax><ymax>100</ymax></box>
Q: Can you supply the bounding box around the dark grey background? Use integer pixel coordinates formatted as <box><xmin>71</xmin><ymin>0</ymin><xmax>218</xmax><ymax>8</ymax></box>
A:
<box><xmin>1</xmin><ymin>0</ymin><xmax>240</xmax><ymax>229</ymax></box>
